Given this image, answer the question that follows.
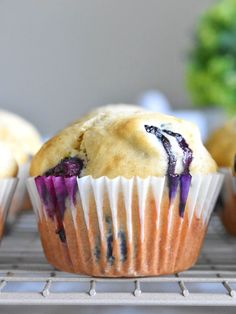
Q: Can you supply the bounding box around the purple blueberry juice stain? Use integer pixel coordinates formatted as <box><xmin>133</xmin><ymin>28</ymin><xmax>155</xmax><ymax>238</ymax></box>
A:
<box><xmin>35</xmin><ymin>157</ymin><xmax>82</xmax><ymax>243</ymax></box>
<box><xmin>144</xmin><ymin>125</ymin><xmax>193</xmax><ymax>217</ymax></box>
<box><xmin>35</xmin><ymin>176</ymin><xmax>67</xmax><ymax>242</ymax></box>
<box><xmin>162</xmin><ymin>130</ymin><xmax>193</xmax><ymax>175</ymax></box>
<box><xmin>144</xmin><ymin>125</ymin><xmax>179</xmax><ymax>202</ymax></box>
<box><xmin>163</xmin><ymin>129</ymin><xmax>193</xmax><ymax>217</ymax></box>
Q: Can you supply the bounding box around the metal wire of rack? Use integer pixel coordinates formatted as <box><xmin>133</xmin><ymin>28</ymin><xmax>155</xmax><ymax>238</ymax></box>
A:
<box><xmin>0</xmin><ymin>213</ymin><xmax>236</xmax><ymax>306</ymax></box>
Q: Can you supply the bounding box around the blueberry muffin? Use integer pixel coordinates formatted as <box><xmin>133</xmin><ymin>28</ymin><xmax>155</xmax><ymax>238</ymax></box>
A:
<box><xmin>207</xmin><ymin>118</ymin><xmax>236</xmax><ymax>235</ymax></box>
<box><xmin>0</xmin><ymin>110</ymin><xmax>42</xmax><ymax>217</ymax></box>
<box><xmin>0</xmin><ymin>110</ymin><xmax>41</xmax><ymax>165</ymax></box>
<box><xmin>28</xmin><ymin>106</ymin><xmax>222</xmax><ymax>277</ymax></box>
<box><xmin>206</xmin><ymin>118</ymin><xmax>236</xmax><ymax>169</ymax></box>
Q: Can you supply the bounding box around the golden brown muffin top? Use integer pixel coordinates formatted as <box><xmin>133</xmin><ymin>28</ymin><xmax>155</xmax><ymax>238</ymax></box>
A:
<box><xmin>30</xmin><ymin>105</ymin><xmax>217</xmax><ymax>178</ymax></box>
<box><xmin>206</xmin><ymin>118</ymin><xmax>236</xmax><ymax>169</ymax></box>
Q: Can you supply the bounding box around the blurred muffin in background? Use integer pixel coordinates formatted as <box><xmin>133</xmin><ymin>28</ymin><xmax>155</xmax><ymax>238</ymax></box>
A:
<box><xmin>206</xmin><ymin>118</ymin><xmax>236</xmax><ymax>235</ymax></box>
<box><xmin>0</xmin><ymin>142</ymin><xmax>18</xmax><ymax>179</ymax></box>
<box><xmin>0</xmin><ymin>110</ymin><xmax>42</xmax><ymax>220</ymax></box>
<box><xmin>206</xmin><ymin>118</ymin><xmax>236</xmax><ymax>169</ymax></box>
<box><xmin>0</xmin><ymin>142</ymin><xmax>18</xmax><ymax>238</ymax></box>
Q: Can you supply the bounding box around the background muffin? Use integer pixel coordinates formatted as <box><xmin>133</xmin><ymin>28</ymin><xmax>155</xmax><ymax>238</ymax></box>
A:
<box><xmin>0</xmin><ymin>142</ymin><xmax>18</xmax><ymax>179</ymax></box>
<box><xmin>207</xmin><ymin>118</ymin><xmax>236</xmax><ymax>235</ymax></box>
<box><xmin>0</xmin><ymin>110</ymin><xmax>42</xmax><ymax>219</ymax></box>
<box><xmin>0</xmin><ymin>142</ymin><xmax>18</xmax><ymax>238</ymax></box>
<box><xmin>206</xmin><ymin>118</ymin><xmax>236</xmax><ymax>169</ymax></box>
<box><xmin>0</xmin><ymin>110</ymin><xmax>42</xmax><ymax>165</ymax></box>
<box><xmin>28</xmin><ymin>106</ymin><xmax>222</xmax><ymax>277</ymax></box>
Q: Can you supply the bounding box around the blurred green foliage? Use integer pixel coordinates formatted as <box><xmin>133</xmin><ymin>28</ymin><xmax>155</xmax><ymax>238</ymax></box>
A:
<box><xmin>187</xmin><ymin>0</ymin><xmax>236</xmax><ymax>113</ymax></box>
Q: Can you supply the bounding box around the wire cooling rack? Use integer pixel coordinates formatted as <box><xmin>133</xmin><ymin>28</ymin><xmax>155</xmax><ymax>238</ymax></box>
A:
<box><xmin>0</xmin><ymin>213</ymin><xmax>236</xmax><ymax>306</ymax></box>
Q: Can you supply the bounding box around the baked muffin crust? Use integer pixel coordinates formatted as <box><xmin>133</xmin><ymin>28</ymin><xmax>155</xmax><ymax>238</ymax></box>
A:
<box><xmin>30</xmin><ymin>106</ymin><xmax>217</xmax><ymax>178</ymax></box>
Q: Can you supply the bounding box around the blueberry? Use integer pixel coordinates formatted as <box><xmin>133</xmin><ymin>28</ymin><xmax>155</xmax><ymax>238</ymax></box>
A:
<box><xmin>45</xmin><ymin>157</ymin><xmax>83</xmax><ymax>177</ymax></box>
<box><xmin>56</xmin><ymin>228</ymin><xmax>66</xmax><ymax>243</ymax></box>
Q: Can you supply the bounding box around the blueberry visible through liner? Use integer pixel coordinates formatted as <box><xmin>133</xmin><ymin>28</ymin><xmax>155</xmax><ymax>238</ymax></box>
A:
<box><xmin>107</xmin><ymin>234</ymin><xmax>114</xmax><ymax>264</ymax></box>
<box><xmin>56</xmin><ymin>228</ymin><xmax>66</xmax><ymax>243</ymax></box>
<box><xmin>94</xmin><ymin>237</ymin><xmax>101</xmax><ymax>261</ymax></box>
<box><xmin>45</xmin><ymin>157</ymin><xmax>83</xmax><ymax>177</ymax></box>
<box><xmin>119</xmin><ymin>231</ymin><xmax>127</xmax><ymax>262</ymax></box>
<box><xmin>105</xmin><ymin>216</ymin><xmax>115</xmax><ymax>264</ymax></box>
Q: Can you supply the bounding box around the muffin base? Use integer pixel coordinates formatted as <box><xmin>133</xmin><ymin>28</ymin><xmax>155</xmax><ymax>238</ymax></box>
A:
<box><xmin>38</xmin><ymin>199</ymin><xmax>207</xmax><ymax>277</ymax></box>
<box><xmin>28</xmin><ymin>174</ymin><xmax>222</xmax><ymax>277</ymax></box>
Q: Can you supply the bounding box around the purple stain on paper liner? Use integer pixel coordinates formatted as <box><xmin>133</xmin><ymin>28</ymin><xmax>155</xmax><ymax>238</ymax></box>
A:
<box><xmin>64</xmin><ymin>176</ymin><xmax>78</xmax><ymax>205</ymax></box>
<box><xmin>51</xmin><ymin>177</ymin><xmax>68</xmax><ymax>217</ymax></box>
<box><xmin>144</xmin><ymin>125</ymin><xmax>193</xmax><ymax>217</ymax></box>
<box><xmin>179</xmin><ymin>174</ymin><xmax>192</xmax><ymax>217</ymax></box>
<box><xmin>169</xmin><ymin>174</ymin><xmax>179</xmax><ymax>201</ymax></box>
<box><xmin>35</xmin><ymin>175</ymin><xmax>79</xmax><ymax>243</ymax></box>
<box><xmin>35</xmin><ymin>176</ymin><xmax>57</xmax><ymax>219</ymax></box>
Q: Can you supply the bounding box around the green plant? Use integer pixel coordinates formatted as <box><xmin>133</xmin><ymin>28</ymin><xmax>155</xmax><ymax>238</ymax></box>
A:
<box><xmin>187</xmin><ymin>0</ymin><xmax>236</xmax><ymax>113</ymax></box>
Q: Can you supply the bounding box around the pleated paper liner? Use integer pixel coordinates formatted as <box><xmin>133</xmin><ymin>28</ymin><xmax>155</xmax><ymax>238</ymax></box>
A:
<box><xmin>8</xmin><ymin>161</ymin><xmax>30</xmax><ymax>222</ymax></box>
<box><xmin>218</xmin><ymin>168</ymin><xmax>236</xmax><ymax>235</ymax></box>
<box><xmin>27</xmin><ymin>173</ymin><xmax>223</xmax><ymax>277</ymax></box>
<box><xmin>0</xmin><ymin>178</ymin><xmax>18</xmax><ymax>239</ymax></box>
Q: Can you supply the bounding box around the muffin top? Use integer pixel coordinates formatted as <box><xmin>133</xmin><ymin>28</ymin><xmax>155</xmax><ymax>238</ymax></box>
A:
<box><xmin>0</xmin><ymin>142</ymin><xmax>18</xmax><ymax>178</ymax></box>
<box><xmin>30</xmin><ymin>105</ymin><xmax>217</xmax><ymax>178</ymax></box>
<box><xmin>0</xmin><ymin>110</ymin><xmax>42</xmax><ymax>165</ymax></box>
<box><xmin>70</xmin><ymin>104</ymin><xmax>145</xmax><ymax>126</ymax></box>
<box><xmin>206</xmin><ymin>118</ymin><xmax>236</xmax><ymax>169</ymax></box>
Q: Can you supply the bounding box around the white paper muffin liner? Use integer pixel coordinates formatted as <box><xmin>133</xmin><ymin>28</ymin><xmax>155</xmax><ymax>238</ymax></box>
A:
<box><xmin>8</xmin><ymin>161</ymin><xmax>30</xmax><ymax>221</ymax></box>
<box><xmin>218</xmin><ymin>167</ymin><xmax>236</xmax><ymax>235</ymax></box>
<box><xmin>27</xmin><ymin>173</ymin><xmax>223</xmax><ymax>277</ymax></box>
<box><xmin>0</xmin><ymin>178</ymin><xmax>18</xmax><ymax>239</ymax></box>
